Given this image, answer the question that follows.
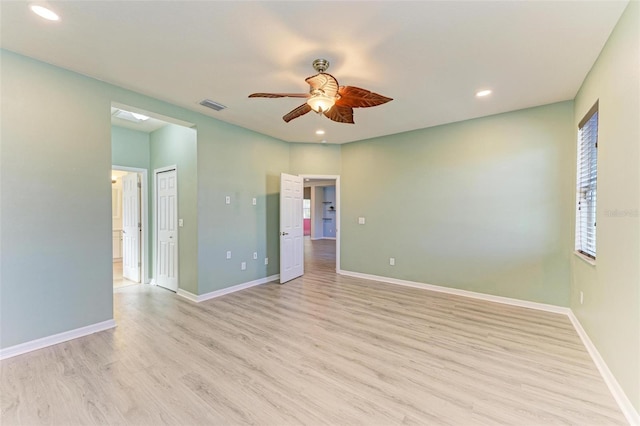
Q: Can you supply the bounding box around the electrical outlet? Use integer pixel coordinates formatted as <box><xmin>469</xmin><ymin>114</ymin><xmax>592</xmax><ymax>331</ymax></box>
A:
<box><xmin>264</xmin><ymin>257</ymin><xmax>269</xmax><ymax>265</ymax></box>
<box><xmin>253</xmin><ymin>252</ymin><xmax>258</xmax><ymax>260</ymax></box>
<box><xmin>358</xmin><ymin>217</ymin><xmax>366</xmax><ymax>225</ymax></box>
<box><xmin>580</xmin><ymin>291</ymin><xmax>584</xmax><ymax>305</ymax></box>
<box><xmin>225</xmin><ymin>196</ymin><xmax>231</xmax><ymax>204</ymax></box>
<box><xmin>226</xmin><ymin>251</ymin><xmax>231</xmax><ymax>259</ymax></box>
<box><xmin>389</xmin><ymin>257</ymin><xmax>395</xmax><ymax>266</ymax></box>
<box><xmin>241</xmin><ymin>262</ymin><xmax>246</xmax><ymax>271</ymax></box>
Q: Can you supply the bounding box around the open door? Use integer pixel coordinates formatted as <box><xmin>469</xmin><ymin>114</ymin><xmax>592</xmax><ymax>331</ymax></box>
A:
<box><xmin>122</xmin><ymin>173</ymin><xmax>141</xmax><ymax>283</ymax></box>
<box><xmin>280</xmin><ymin>173</ymin><xmax>304</xmax><ymax>283</ymax></box>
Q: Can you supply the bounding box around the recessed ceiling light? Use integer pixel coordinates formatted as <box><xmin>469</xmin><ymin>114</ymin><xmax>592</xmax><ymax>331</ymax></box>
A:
<box><xmin>476</xmin><ymin>89</ymin><xmax>492</xmax><ymax>97</ymax></box>
<box><xmin>131</xmin><ymin>112</ymin><xmax>150</xmax><ymax>121</ymax></box>
<box><xmin>315</xmin><ymin>130</ymin><xmax>325</xmax><ymax>135</ymax></box>
<box><xmin>114</xmin><ymin>109</ymin><xmax>150</xmax><ymax>123</ymax></box>
<box><xmin>30</xmin><ymin>4</ymin><xmax>60</xmax><ymax>21</ymax></box>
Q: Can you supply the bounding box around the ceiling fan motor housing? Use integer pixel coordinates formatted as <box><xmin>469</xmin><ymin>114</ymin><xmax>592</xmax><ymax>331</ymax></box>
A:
<box><xmin>312</xmin><ymin>58</ymin><xmax>330</xmax><ymax>73</ymax></box>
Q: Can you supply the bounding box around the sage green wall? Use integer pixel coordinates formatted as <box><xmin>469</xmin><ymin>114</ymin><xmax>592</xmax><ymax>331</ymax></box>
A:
<box><xmin>111</xmin><ymin>125</ymin><xmax>150</xmax><ymax>169</ymax></box>
<box><xmin>0</xmin><ymin>50</ymin><xmax>290</xmax><ymax>348</ymax></box>
<box><xmin>1</xmin><ymin>51</ymin><xmax>113</xmax><ymax>348</ymax></box>
<box><xmin>571</xmin><ymin>1</ymin><xmax>640</xmax><ymax>411</ymax></box>
<box><xmin>111</xmin><ymin>125</ymin><xmax>152</xmax><ymax>280</ymax></box>
<box><xmin>289</xmin><ymin>143</ymin><xmax>341</xmax><ymax>175</ymax></box>
<box><xmin>196</xmin><ymin>120</ymin><xmax>289</xmax><ymax>293</ymax></box>
<box><xmin>341</xmin><ymin>102</ymin><xmax>575</xmax><ymax>306</ymax></box>
<box><xmin>150</xmin><ymin>124</ymin><xmax>198</xmax><ymax>294</ymax></box>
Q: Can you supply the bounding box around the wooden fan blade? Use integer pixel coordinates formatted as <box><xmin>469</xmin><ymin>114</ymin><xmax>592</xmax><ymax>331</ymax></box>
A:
<box><xmin>283</xmin><ymin>103</ymin><xmax>313</xmax><ymax>123</ymax></box>
<box><xmin>336</xmin><ymin>86</ymin><xmax>393</xmax><ymax>108</ymax></box>
<box><xmin>324</xmin><ymin>105</ymin><xmax>354</xmax><ymax>124</ymax></box>
<box><xmin>249</xmin><ymin>93</ymin><xmax>309</xmax><ymax>98</ymax></box>
<box><xmin>305</xmin><ymin>73</ymin><xmax>339</xmax><ymax>98</ymax></box>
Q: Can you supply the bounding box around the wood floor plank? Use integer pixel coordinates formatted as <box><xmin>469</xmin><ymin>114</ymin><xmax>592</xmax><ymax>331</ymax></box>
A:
<box><xmin>0</xmin><ymin>238</ymin><xmax>627</xmax><ymax>425</ymax></box>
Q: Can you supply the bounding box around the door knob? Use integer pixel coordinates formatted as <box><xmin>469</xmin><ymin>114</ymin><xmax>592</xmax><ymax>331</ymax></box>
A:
<box><xmin>281</xmin><ymin>232</ymin><xmax>289</xmax><ymax>236</ymax></box>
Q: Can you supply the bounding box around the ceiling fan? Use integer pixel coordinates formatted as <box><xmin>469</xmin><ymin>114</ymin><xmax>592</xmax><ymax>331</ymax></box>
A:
<box><xmin>249</xmin><ymin>59</ymin><xmax>392</xmax><ymax>124</ymax></box>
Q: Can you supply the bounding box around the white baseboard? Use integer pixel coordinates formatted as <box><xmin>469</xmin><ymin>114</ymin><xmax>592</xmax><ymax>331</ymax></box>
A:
<box><xmin>338</xmin><ymin>269</ymin><xmax>638</xmax><ymax>423</ymax></box>
<box><xmin>149</xmin><ymin>278</ymin><xmax>157</xmax><ymax>286</ymax></box>
<box><xmin>0</xmin><ymin>319</ymin><xmax>116</xmax><ymax>360</ymax></box>
<box><xmin>567</xmin><ymin>312</ymin><xmax>640</xmax><ymax>425</ymax></box>
<box><xmin>177</xmin><ymin>274</ymin><xmax>280</xmax><ymax>303</ymax></box>
<box><xmin>338</xmin><ymin>269</ymin><xmax>570</xmax><ymax>315</ymax></box>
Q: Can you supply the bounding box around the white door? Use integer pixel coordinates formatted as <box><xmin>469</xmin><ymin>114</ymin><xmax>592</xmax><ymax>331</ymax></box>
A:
<box><xmin>122</xmin><ymin>173</ymin><xmax>141</xmax><ymax>283</ymax></box>
<box><xmin>280</xmin><ymin>173</ymin><xmax>304</xmax><ymax>283</ymax></box>
<box><xmin>156</xmin><ymin>169</ymin><xmax>178</xmax><ymax>292</ymax></box>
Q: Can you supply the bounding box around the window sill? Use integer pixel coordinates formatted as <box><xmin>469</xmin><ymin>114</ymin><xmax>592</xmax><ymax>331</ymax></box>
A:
<box><xmin>574</xmin><ymin>251</ymin><xmax>596</xmax><ymax>266</ymax></box>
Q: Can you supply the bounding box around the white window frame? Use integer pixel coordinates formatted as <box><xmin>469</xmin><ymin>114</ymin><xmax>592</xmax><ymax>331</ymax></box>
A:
<box><xmin>575</xmin><ymin>102</ymin><xmax>598</xmax><ymax>261</ymax></box>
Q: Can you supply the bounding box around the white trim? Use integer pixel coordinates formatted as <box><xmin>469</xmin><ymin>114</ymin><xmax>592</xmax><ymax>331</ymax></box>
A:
<box><xmin>568</xmin><ymin>312</ymin><xmax>640</xmax><ymax>425</ymax></box>
<box><xmin>338</xmin><ymin>270</ymin><xmax>569</xmax><ymax>314</ymax></box>
<box><xmin>574</xmin><ymin>251</ymin><xmax>597</xmax><ymax>266</ymax></box>
<box><xmin>0</xmin><ymin>319</ymin><xmax>116</xmax><ymax>360</ymax></box>
<box><xmin>338</xmin><ymin>268</ymin><xmax>638</xmax><ymax>422</ymax></box>
<box><xmin>299</xmin><ymin>174</ymin><xmax>340</xmax><ymax>272</ymax></box>
<box><xmin>112</xmin><ymin>165</ymin><xmax>149</xmax><ymax>285</ymax></box>
<box><xmin>321</xmin><ymin>237</ymin><xmax>336</xmax><ymax>240</ymax></box>
<box><xmin>177</xmin><ymin>274</ymin><xmax>280</xmax><ymax>303</ymax></box>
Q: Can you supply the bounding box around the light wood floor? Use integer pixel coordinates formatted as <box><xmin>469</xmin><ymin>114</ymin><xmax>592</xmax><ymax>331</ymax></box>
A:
<box><xmin>113</xmin><ymin>260</ymin><xmax>139</xmax><ymax>289</ymax></box>
<box><xmin>1</xmin><ymin>239</ymin><xmax>626</xmax><ymax>425</ymax></box>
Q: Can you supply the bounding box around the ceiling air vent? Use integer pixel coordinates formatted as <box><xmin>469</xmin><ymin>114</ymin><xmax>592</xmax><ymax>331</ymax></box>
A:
<box><xmin>199</xmin><ymin>99</ymin><xmax>227</xmax><ymax>111</ymax></box>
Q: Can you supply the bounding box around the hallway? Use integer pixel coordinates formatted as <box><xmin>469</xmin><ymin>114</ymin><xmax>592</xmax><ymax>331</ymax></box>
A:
<box><xmin>303</xmin><ymin>237</ymin><xmax>335</xmax><ymax>274</ymax></box>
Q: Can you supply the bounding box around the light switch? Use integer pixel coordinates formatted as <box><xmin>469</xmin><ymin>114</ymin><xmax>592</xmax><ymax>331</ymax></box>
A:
<box><xmin>178</xmin><ymin>219</ymin><xmax>184</xmax><ymax>227</ymax></box>
<box><xmin>226</xmin><ymin>251</ymin><xmax>232</xmax><ymax>259</ymax></box>
<box><xmin>358</xmin><ymin>217</ymin><xmax>366</xmax><ymax>225</ymax></box>
<box><xmin>241</xmin><ymin>262</ymin><xmax>246</xmax><ymax>271</ymax></box>
<box><xmin>252</xmin><ymin>198</ymin><xmax>257</xmax><ymax>205</ymax></box>
<box><xmin>253</xmin><ymin>252</ymin><xmax>258</xmax><ymax>260</ymax></box>
<box><xmin>225</xmin><ymin>196</ymin><xmax>231</xmax><ymax>204</ymax></box>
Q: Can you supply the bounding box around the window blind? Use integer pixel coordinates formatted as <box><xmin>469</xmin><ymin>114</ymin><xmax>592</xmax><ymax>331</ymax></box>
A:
<box><xmin>576</xmin><ymin>103</ymin><xmax>598</xmax><ymax>259</ymax></box>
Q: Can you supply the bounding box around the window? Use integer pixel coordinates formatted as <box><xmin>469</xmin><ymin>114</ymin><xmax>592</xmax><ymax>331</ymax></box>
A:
<box><xmin>575</xmin><ymin>102</ymin><xmax>598</xmax><ymax>259</ymax></box>
<box><xmin>303</xmin><ymin>199</ymin><xmax>311</xmax><ymax>219</ymax></box>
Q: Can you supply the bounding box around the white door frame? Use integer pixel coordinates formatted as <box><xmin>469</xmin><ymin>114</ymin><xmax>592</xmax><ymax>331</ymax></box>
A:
<box><xmin>299</xmin><ymin>174</ymin><xmax>340</xmax><ymax>272</ymax></box>
<box><xmin>112</xmin><ymin>165</ymin><xmax>149</xmax><ymax>284</ymax></box>
<box><xmin>153</xmin><ymin>165</ymin><xmax>179</xmax><ymax>290</ymax></box>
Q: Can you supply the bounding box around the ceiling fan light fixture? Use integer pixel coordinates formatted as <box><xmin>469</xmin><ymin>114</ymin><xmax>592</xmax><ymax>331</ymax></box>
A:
<box><xmin>306</xmin><ymin>95</ymin><xmax>335</xmax><ymax>113</ymax></box>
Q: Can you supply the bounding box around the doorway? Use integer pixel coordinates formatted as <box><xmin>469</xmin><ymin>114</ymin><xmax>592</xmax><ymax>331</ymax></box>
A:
<box><xmin>300</xmin><ymin>175</ymin><xmax>340</xmax><ymax>272</ymax></box>
<box><xmin>111</xmin><ymin>166</ymin><xmax>148</xmax><ymax>288</ymax></box>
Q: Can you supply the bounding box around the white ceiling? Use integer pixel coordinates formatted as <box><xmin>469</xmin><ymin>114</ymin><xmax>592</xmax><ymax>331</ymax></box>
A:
<box><xmin>0</xmin><ymin>1</ymin><xmax>628</xmax><ymax>144</ymax></box>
